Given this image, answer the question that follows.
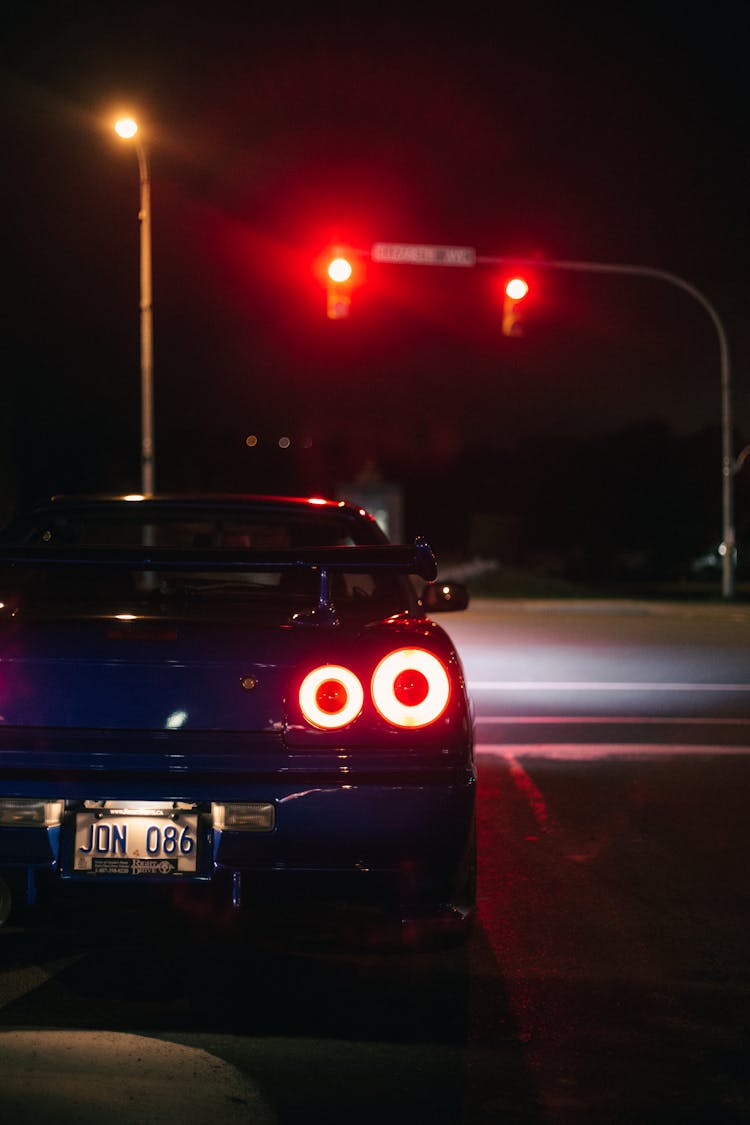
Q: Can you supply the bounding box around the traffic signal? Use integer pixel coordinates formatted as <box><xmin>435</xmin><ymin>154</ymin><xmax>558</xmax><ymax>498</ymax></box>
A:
<box><xmin>502</xmin><ymin>277</ymin><xmax>529</xmax><ymax>337</ymax></box>
<box><xmin>326</xmin><ymin>254</ymin><xmax>354</xmax><ymax>319</ymax></box>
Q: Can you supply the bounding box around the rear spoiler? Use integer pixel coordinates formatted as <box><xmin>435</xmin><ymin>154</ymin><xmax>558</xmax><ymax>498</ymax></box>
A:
<box><xmin>0</xmin><ymin>537</ymin><xmax>438</xmax><ymax>627</ymax></box>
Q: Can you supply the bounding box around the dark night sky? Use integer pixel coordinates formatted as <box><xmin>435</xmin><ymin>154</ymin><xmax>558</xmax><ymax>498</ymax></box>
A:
<box><xmin>2</xmin><ymin>1</ymin><xmax>749</xmax><ymax>547</ymax></box>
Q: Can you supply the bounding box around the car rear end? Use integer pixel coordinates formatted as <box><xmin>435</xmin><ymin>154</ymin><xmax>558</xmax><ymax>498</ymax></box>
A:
<box><xmin>0</xmin><ymin>497</ymin><xmax>475</xmax><ymax>940</ymax></box>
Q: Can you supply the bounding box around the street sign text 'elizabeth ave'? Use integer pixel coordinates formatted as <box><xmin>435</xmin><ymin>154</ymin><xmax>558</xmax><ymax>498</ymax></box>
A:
<box><xmin>371</xmin><ymin>243</ymin><xmax>476</xmax><ymax>267</ymax></box>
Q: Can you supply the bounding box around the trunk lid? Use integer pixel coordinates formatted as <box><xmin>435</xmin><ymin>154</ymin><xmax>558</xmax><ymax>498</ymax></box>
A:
<box><xmin>0</xmin><ymin>612</ymin><xmax>322</xmax><ymax>731</ymax></box>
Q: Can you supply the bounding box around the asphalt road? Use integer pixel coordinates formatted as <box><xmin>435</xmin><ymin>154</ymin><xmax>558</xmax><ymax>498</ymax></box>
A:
<box><xmin>442</xmin><ymin>597</ymin><xmax>750</xmax><ymax>746</ymax></box>
<box><xmin>0</xmin><ymin>599</ymin><xmax>748</xmax><ymax>1124</ymax></box>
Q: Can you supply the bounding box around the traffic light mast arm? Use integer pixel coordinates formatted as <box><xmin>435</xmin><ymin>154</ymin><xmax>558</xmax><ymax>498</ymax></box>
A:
<box><xmin>478</xmin><ymin>253</ymin><xmax>734</xmax><ymax>599</ymax></box>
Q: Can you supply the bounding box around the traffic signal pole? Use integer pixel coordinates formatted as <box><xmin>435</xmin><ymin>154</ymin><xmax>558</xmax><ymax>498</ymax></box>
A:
<box><xmin>478</xmin><ymin>255</ymin><xmax>735</xmax><ymax>599</ymax></box>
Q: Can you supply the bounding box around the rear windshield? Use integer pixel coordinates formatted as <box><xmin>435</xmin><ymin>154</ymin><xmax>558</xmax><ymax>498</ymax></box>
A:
<box><xmin>3</xmin><ymin>505</ymin><xmax>384</xmax><ymax>550</ymax></box>
<box><xmin>0</xmin><ymin>505</ymin><xmax>413</xmax><ymax>622</ymax></box>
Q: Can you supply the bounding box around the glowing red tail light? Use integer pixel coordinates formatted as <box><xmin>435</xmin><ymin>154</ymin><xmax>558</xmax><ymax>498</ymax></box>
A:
<box><xmin>298</xmin><ymin>650</ymin><xmax>452</xmax><ymax>731</ymax></box>
<box><xmin>393</xmin><ymin>668</ymin><xmax>429</xmax><ymax>707</ymax></box>
<box><xmin>371</xmin><ymin>648</ymin><xmax>451</xmax><ymax>728</ymax></box>
<box><xmin>299</xmin><ymin>665</ymin><xmax>364</xmax><ymax>729</ymax></box>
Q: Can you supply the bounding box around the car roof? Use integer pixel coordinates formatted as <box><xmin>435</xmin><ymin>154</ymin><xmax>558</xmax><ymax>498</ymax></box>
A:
<box><xmin>38</xmin><ymin>493</ymin><xmax>373</xmax><ymax>520</ymax></box>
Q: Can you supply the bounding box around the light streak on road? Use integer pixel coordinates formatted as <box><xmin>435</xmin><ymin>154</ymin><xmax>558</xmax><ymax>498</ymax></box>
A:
<box><xmin>469</xmin><ymin>681</ymin><xmax>750</xmax><ymax>692</ymax></box>
<box><xmin>477</xmin><ymin>715</ymin><xmax>750</xmax><ymax>726</ymax></box>
<box><xmin>503</xmin><ymin>754</ymin><xmax>553</xmax><ymax>833</ymax></box>
<box><xmin>478</xmin><ymin>743</ymin><xmax>750</xmax><ymax>759</ymax></box>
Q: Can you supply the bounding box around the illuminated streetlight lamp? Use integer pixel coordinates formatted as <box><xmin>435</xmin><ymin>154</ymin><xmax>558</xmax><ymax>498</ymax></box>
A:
<box><xmin>114</xmin><ymin>117</ymin><xmax>154</xmax><ymax>495</ymax></box>
<box><xmin>114</xmin><ymin>117</ymin><xmax>138</xmax><ymax>140</ymax></box>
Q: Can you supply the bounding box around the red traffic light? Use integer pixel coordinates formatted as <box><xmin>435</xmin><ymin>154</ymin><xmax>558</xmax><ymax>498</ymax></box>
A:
<box><xmin>322</xmin><ymin>249</ymin><xmax>357</xmax><ymax>319</ymax></box>
<box><xmin>505</xmin><ymin>277</ymin><xmax>529</xmax><ymax>301</ymax></box>
<box><xmin>502</xmin><ymin>276</ymin><xmax>529</xmax><ymax>336</ymax></box>
<box><xmin>327</xmin><ymin>257</ymin><xmax>353</xmax><ymax>284</ymax></box>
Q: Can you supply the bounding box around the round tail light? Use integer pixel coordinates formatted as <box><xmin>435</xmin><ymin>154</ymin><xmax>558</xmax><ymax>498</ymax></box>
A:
<box><xmin>371</xmin><ymin>648</ymin><xmax>451</xmax><ymax>728</ymax></box>
<box><xmin>299</xmin><ymin>665</ymin><xmax>364</xmax><ymax>729</ymax></box>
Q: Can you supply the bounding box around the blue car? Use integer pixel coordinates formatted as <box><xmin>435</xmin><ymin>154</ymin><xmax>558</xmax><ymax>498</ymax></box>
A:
<box><xmin>0</xmin><ymin>494</ymin><xmax>475</xmax><ymax>944</ymax></box>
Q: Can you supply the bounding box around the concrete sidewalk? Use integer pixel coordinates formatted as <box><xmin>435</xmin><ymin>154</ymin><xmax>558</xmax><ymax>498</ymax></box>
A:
<box><xmin>0</xmin><ymin>1030</ymin><xmax>274</xmax><ymax>1124</ymax></box>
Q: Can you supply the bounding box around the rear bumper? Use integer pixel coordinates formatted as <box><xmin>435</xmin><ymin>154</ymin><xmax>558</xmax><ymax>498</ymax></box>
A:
<box><xmin>212</xmin><ymin>776</ymin><xmax>475</xmax><ymax>881</ymax></box>
<box><xmin>0</xmin><ymin>727</ymin><xmax>475</xmax><ymax>916</ymax></box>
<box><xmin>0</xmin><ymin>777</ymin><xmax>474</xmax><ymax>874</ymax></box>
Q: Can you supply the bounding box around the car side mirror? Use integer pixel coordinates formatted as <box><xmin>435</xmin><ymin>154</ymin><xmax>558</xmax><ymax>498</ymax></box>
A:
<box><xmin>421</xmin><ymin>580</ymin><xmax>470</xmax><ymax>613</ymax></box>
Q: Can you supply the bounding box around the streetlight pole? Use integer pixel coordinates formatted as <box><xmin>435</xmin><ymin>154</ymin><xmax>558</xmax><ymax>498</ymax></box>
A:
<box><xmin>114</xmin><ymin>118</ymin><xmax>155</xmax><ymax>496</ymax></box>
<box><xmin>478</xmin><ymin>255</ymin><xmax>735</xmax><ymax>598</ymax></box>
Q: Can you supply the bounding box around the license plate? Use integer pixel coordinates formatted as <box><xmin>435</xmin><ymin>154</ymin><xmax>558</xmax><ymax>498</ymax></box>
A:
<box><xmin>74</xmin><ymin>812</ymin><xmax>199</xmax><ymax>875</ymax></box>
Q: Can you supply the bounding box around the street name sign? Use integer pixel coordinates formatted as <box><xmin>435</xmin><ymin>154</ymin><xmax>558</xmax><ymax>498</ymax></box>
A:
<box><xmin>371</xmin><ymin>243</ymin><xmax>476</xmax><ymax>267</ymax></box>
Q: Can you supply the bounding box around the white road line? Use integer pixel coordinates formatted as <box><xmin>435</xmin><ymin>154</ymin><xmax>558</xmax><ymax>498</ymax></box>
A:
<box><xmin>469</xmin><ymin>681</ymin><xmax>750</xmax><ymax>692</ymax></box>
<box><xmin>477</xmin><ymin>743</ymin><xmax>750</xmax><ymax>760</ymax></box>
<box><xmin>475</xmin><ymin>715</ymin><xmax>750</xmax><ymax>725</ymax></box>
<box><xmin>0</xmin><ymin>955</ymin><xmax>83</xmax><ymax>1011</ymax></box>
